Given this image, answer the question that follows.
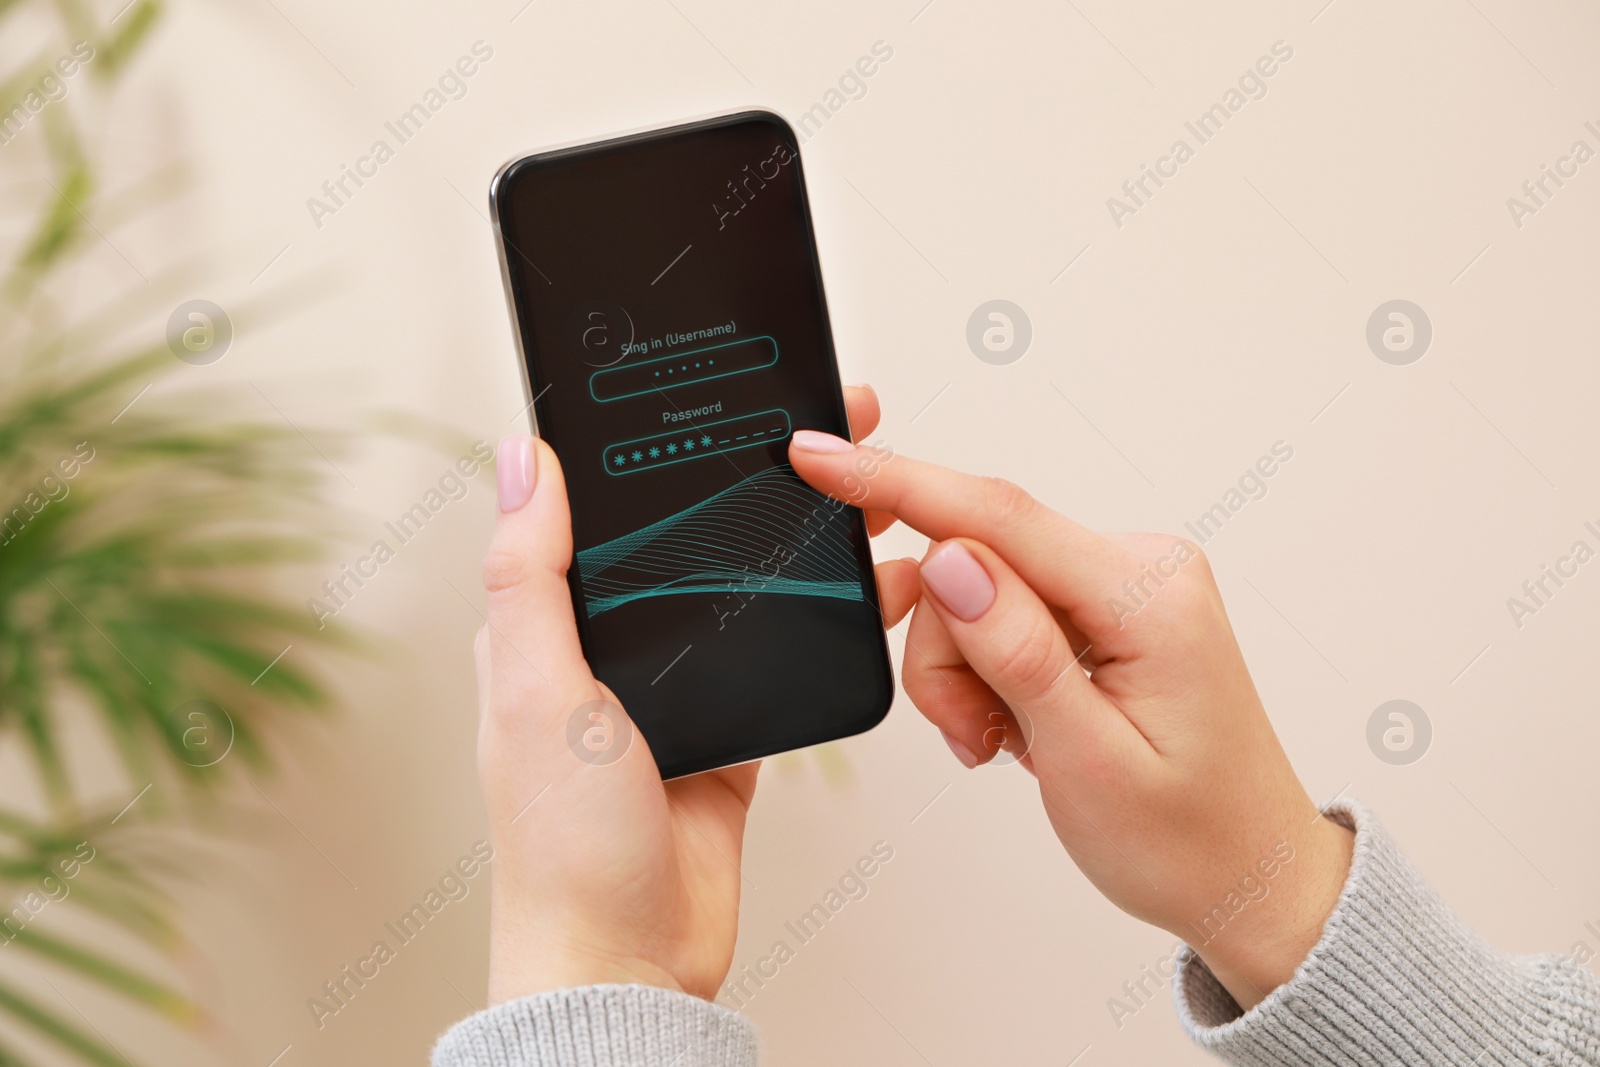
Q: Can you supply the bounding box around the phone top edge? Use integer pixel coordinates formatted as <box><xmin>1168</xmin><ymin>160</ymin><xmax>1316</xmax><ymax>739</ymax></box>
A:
<box><xmin>488</xmin><ymin>106</ymin><xmax>795</xmax><ymax>217</ymax></box>
<box><xmin>487</xmin><ymin>107</ymin><xmax>799</xmax><ymax>441</ymax></box>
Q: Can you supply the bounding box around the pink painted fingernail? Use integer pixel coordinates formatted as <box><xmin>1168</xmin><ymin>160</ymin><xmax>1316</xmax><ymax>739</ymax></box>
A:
<box><xmin>498</xmin><ymin>436</ymin><xmax>537</xmax><ymax>512</ymax></box>
<box><xmin>941</xmin><ymin>730</ymin><xmax>979</xmax><ymax>769</ymax></box>
<box><xmin>791</xmin><ymin>429</ymin><xmax>855</xmax><ymax>454</ymax></box>
<box><xmin>920</xmin><ymin>542</ymin><xmax>996</xmax><ymax>622</ymax></box>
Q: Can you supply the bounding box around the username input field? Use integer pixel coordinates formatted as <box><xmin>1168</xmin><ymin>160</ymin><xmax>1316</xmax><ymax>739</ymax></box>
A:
<box><xmin>588</xmin><ymin>335</ymin><xmax>779</xmax><ymax>402</ymax></box>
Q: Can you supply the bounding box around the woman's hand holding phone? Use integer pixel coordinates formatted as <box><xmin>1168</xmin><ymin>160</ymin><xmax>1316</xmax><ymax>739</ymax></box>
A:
<box><xmin>789</xmin><ymin>425</ymin><xmax>1353</xmax><ymax>1010</ymax></box>
<box><xmin>476</xmin><ymin>386</ymin><xmax>917</xmax><ymax>1005</ymax></box>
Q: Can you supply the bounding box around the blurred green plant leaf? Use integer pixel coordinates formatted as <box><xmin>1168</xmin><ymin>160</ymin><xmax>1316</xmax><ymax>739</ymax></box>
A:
<box><xmin>1</xmin><ymin>1</ymin><xmax>359</xmax><ymax>1063</ymax></box>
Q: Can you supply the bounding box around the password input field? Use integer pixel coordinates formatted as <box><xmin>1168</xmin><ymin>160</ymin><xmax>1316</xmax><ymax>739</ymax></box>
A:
<box><xmin>602</xmin><ymin>408</ymin><xmax>791</xmax><ymax>476</ymax></box>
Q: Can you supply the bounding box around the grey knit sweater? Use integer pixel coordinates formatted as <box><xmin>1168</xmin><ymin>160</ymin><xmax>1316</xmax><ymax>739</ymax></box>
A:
<box><xmin>433</xmin><ymin>803</ymin><xmax>1600</xmax><ymax>1066</ymax></box>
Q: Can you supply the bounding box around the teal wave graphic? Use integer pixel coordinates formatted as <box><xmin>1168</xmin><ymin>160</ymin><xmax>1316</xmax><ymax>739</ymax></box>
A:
<box><xmin>575</xmin><ymin>465</ymin><xmax>864</xmax><ymax>618</ymax></box>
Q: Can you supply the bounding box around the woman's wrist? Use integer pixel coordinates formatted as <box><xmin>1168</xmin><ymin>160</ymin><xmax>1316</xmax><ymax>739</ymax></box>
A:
<box><xmin>1184</xmin><ymin>814</ymin><xmax>1354</xmax><ymax>1010</ymax></box>
<box><xmin>488</xmin><ymin>929</ymin><xmax>686</xmax><ymax>1006</ymax></box>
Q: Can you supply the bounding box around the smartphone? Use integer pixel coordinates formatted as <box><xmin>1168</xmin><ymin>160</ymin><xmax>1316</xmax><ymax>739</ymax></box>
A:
<box><xmin>489</xmin><ymin>110</ymin><xmax>894</xmax><ymax>779</ymax></box>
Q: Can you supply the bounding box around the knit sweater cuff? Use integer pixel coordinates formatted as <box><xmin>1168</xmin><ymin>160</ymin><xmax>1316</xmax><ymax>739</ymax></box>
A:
<box><xmin>1173</xmin><ymin>800</ymin><xmax>1600</xmax><ymax>1066</ymax></box>
<box><xmin>430</xmin><ymin>984</ymin><xmax>758</xmax><ymax>1067</ymax></box>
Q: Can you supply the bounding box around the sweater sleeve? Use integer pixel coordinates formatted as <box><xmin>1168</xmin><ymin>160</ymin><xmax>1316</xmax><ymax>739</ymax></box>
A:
<box><xmin>430</xmin><ymin>984</ymin><xmax>758</xmax><ymax>1067</ymax></box>
<box><xmin>1173</xmin><ymin>800</ymin><xmax>1600</xmax><ymax>1066</ymax></box>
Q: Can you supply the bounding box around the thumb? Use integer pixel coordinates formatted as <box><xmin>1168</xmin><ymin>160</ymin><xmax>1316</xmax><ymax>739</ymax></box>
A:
<box><xmin>482</xmin><ymin>435</ymin><xmax>600</xmax><ymax>729</ymax></box>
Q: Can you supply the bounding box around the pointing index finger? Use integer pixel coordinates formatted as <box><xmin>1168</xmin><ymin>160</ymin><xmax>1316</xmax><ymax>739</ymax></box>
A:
<box><xmin>789</xmin><ymin>431</ymin><xmax>1136</xmax><ymax>633</ymax></box>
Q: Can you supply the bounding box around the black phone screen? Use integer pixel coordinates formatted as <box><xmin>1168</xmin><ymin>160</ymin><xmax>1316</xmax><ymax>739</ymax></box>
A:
<box><xmin>490</xmin><ymin>111</ymin><xmax>893</xmax><ymax>778</ymax></box>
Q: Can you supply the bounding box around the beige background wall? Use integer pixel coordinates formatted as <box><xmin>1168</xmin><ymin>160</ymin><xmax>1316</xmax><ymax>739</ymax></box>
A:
<box><xmin>21</xmin><ymin>0</ymin><xmax>1600</xmax><ymax>1062</ymax></box>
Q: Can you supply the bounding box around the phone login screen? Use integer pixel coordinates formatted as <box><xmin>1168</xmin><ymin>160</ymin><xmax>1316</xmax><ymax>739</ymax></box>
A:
<box><xmin>493</xmin><ymin>113</ymin><xmax>892</xmax><ymax>775</ymax></box>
